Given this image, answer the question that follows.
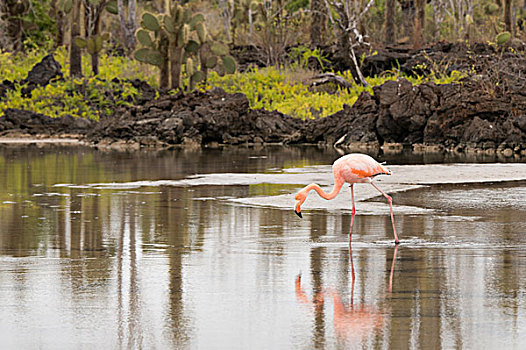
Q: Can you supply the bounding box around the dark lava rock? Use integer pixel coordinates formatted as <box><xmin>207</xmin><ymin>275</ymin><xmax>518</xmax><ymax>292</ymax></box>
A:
<box><xmin>0</xmin><ymin>108</ymin><xmax>94</xmax><ymax>135</ymax></box>
<box><xmin>514</xmin><ymin>115</ymin><xmax>526</xmax><ymax>133</ymax></box>
<box><xmin>230</xmin><ymin>45</ymin><xmax>267</xmax><ymax>71</ymax></box>
<box><xmin>423</xmin><ymin>81</ymin><xmax>525</xmax><ymax>149</ymax></box>
<box><xmin>361</xmin><ymin>42</ymin><xmax>500</xmax><ymax>78</ymax></box>
<box><xmin>88</xmin><ymin>87</ymin><xmax>303</xmax><ymax>147</ymax></box>
<box><xmin>112</xmin><ymin>78</ymin><xmax>157</xmax><ymax>104</ymax></box>
<box><xmin>3</xmin><ymin>43</ymin><xmax>526</xmax><ymax>153</ymax></box>
<box><xmin>300</xmin><ymin>92</ymin><xmax>380</xmax><ymax>146</ymax></box>
<box><xmin>374</xmin><ymin>80</ymin><xmax>439</xmax><ymax>144</ymax></box>
<box><xmin>21</xmin><ymin>54</ymin><xmax>63</xmax><ymax>94</ymax></box>
<box><xmin>0</xmin><ymin>79</ymin><xmax>15</xmax><ymax>99</ymax></box>
<box><xmin>298</xmin><ymin>77</ymin><xmax>526</xmax><ymax>151</ymax></box>
<box><xmin>87</xmin><ymin>74</ymin><xmax>525</xmax><ymax>151</ymax></box>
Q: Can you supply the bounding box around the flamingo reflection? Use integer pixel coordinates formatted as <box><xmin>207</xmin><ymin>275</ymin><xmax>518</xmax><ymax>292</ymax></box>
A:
<box><xmin>295</xmin><ymin>245</ymin><xmax>399</xmax><ymax>343</ymax></box>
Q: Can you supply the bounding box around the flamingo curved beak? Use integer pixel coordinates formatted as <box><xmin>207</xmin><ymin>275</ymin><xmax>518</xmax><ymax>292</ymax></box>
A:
<box><xmin>295</xmin><ymin>200</ymin><xmax>302</xmax><ymax>218</ymax></box>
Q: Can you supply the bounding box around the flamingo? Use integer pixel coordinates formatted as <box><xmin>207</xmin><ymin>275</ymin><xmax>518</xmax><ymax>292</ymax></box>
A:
<box><xmin>294</xmin><ymin>153</ymin><xmax>400</xmax><ymax>244</ymax></box>
<box><xmin>295</xmin><ymin>245</ymin><xmax>399</xmax><ymax>344</ymax></box>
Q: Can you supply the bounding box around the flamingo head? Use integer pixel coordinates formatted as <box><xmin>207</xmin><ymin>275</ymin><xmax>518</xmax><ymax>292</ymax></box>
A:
<box><xmin>294</xmin><ymin>192</ymin><xmax>306</xmax><ymax>218</ymax></box>
<box><xmin>379</xmin><ymin>163</ymin><xmax>392</xmax><ymax>176</ymax></box>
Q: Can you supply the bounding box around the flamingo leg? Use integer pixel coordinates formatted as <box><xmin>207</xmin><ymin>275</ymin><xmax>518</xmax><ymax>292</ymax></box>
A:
<box><xmin>348</xmin><ymin>243</ymin><xmax>355</xmax><ymax>307</ymax></box>
<box><xmin>369</xmin><ymin>181</ymin><xmax>400</xmax><ymax>244</ymax></box>
<box><xmin>388</xmin><ymin>244</ymin><xmax>399</xmax><ymax>294</ymax></box>
<box><xmin>349</xmin><ymin>184</ymin><xmax>355</xmax><ymax>249</ymax></box>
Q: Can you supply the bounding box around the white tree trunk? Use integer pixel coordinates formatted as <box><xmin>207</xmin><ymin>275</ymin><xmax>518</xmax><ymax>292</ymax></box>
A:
<box><xmin>117</xmin><ymin>0</ymin><xmax>136</xmax><ymax>52</ymax></box>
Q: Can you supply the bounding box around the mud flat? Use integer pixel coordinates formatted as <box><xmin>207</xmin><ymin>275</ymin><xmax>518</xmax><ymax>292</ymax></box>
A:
<box><xmin>59</xmin><ymin>163</ymin><xmax>526</xmax><ymax>215</ymax></box>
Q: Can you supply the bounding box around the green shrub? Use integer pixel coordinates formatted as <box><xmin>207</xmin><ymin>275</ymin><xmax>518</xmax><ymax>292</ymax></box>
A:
<box><xmin>0</xmin><ymin>47</ymin><xmax>145</xmax><ymax>120</ymax></box>
<box><xmin>205</xmin><ymin>66</ymin><xmax>466</xmax><ymax>119</ymax></box>
<box><xmin>1</xmin><ymin>48</ymin><xmax>467</xmax><ymax>121</ymax></box>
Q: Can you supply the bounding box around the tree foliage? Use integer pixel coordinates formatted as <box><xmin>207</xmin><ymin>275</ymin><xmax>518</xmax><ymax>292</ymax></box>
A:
<box><xmin>0</xmin><ymin>0</ymin><xmax>524</xmax><ymax>94</ymax></box>
<box><xmin>1</xmin><ymin>0</ymin><xmax>523</xmax><ymax>55</ymax></box>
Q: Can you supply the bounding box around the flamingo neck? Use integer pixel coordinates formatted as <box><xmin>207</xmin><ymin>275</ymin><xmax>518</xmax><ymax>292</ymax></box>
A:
<box><xmin>305</xmin><ymin>180</ymin><xmax>344</xmax><ymax>200</ymax></box>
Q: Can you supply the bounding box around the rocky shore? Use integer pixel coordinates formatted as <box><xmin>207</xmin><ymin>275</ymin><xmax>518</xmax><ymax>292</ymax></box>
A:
<box><xmin>1</xmin><ymin>44</ymin><xmax>525</xmax><ymax>157</ymax></box>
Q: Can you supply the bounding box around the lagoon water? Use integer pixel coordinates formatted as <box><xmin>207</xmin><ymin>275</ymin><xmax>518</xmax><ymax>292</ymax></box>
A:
<box><xmin>0</xmin><ymin>145</ymin><xmax>525</xmax><ymax>349</ymax></box>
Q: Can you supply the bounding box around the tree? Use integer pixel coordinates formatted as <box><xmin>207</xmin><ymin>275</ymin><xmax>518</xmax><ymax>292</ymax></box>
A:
<box><xmin>218</xmin><ymin>0</ymin><xmax>233</xmax><ymax>42</ymax></box>
<box><xmin>384</xmin><ymin>0</ymin><xmax>395</xmax><ymax>44</ymax></box>
<box><xmin>430</xmin><ymin>0</ymin><xmax>446</xmax><ymax>42</ymax></box>
<box><xmin>504</xmin><ymin>0</ymin><xmax>512</xmax><ymax>33</ymax></box>
<box><xmin>80</xmin><ymin>0</ymin><xmax>108</xmax><ymax>75</ymax></box>
<box><xmin>310</xmin><ymin>0</ymin><xmax>326</xmax><ymax>47</ymax></box>
<box><xmin>0</xmin><ymin>0</ymin><xmax>28</xmax><ymax>52</ymax></box>
<box><xmin>230</xmin><ymin>0</ymin><xmax>260</xmax><ymax>45</ymax></box>
<box><xmin>324</xmin><ymin>0</ymin><xmax>372</xmax><ymax>86</ymax></box>
<box><xmin>414</xmin><ymin>0</ymin><xmax>425</xmax><ymax>48</ymax></box>
<box><xmin>117</xmin><ymin>0</ymin><xmax>137</xmax><ymax>52</ymax></box>
<box><xmin>399</xmin><ymin>0</ymin><xmax>415</xmax><ymax>39</ymax></box>
<box><xmin>70</xmin><ymin>0</ymin><xmax>82</xmax><ymax>77</ymax></box>
<box><xmin>443</xmin><ymin>0</ymin><xmax>474</xmax><ymax>41</ymax></box>
<box><xmin>51</xmin><ymin>0</ymin><xmax>66</xmax><ymax>47</ymax></box>
<box><xmin>254</xmin><ymin>0</ymin><xmax>301</xmax><ymax>66</ymax></box>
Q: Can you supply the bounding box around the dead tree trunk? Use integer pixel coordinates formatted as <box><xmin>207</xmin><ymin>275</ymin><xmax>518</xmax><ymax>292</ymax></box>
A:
<box><xmin>504</xmin><ymin>0</ymin><xmax>513</xmax><ymax>34</ymax></box>
<box><xmin>70</xmin><ymin>0</ymin><xmax>82</xmax><ymax>77</ymax></box>
<box><xmin>310</xmin><ymin>0</ymin><xmax>326</xmax><ymax>47</ymax></box>
<box><xmin>414</xmin><ymin>0</ymin><xmax>425</xmax><ymax>48</ymax></box>
<box><xmin>325</xmin><ymin>0</ymin><xmax>371</xmax><ymax>86</ymax></box>
<box><xmin>399</xmin><ymin>0</ymin><xmax>415</xmax><ymax>39</ymax></box>
<box><xmin>1</xmin><ymin>0</ymin><xmax>26</xmax><ymax>52</ymax></box>
<box><xmin>385</xmin><ymin>0</ymin><xmax>395</xmax><ymax>44</ymax></box>
<box><xmin>117</xmin><ymin>0</ymin><xmax>137</xmax><ymax>52</ymax></box>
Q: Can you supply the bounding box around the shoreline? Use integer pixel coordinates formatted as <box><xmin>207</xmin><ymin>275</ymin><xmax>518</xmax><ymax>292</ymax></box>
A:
<box><xmin>0</xmin><ymin>135</ymin><xmax>524</xmax><ymax>161</ymax></box>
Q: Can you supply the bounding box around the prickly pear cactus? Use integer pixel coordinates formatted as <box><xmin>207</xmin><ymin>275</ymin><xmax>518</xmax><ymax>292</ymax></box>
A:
<box><xmin>134</xmin><ymin>2</ymin><xmax>236</xmax><ymax>91</ymax></box>
<box><xmin>71</xmin><ymin>0</ymin><xmax>115</xmax><ymax>55</ymax></box>
<box><xmin>74</xmin><ymin>34</ymin><xmax>108</xmax><ymax>56</ymax></box>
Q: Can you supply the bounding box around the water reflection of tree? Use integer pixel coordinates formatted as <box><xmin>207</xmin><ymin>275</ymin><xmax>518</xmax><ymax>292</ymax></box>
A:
<box><xmin>310</xmin><ymin>215</ymin><xmax>327</xmax><ymax>349</ymax></box>
<box><xmin>162</xmin><ymin>187</ymin><xmax>191</xmax><ymax>348</ymax></box>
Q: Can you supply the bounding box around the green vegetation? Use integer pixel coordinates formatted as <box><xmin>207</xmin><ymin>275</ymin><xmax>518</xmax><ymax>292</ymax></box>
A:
<box><xmin>0</xmin><ymin>46</ymin><xmax>467</xmax><ymax>120</ymax></box>
<box><xmin>0</xmin><ymin>0</ymin><xmax>513</xmax><ymax>121</ymax></box>
<box><xmin>134</xmin><ymin>2</ymin><xmax>235</xmax><ymax>90</ymax></box>
<box><xmin>205</xmin><ymin>66</ymin><xmax>466</xmax><ymax>119</ymax></box>
<box><xmin>0</xmin><ymin>48</ymin><xmax>151</xmax><ymax>120</ymax></box>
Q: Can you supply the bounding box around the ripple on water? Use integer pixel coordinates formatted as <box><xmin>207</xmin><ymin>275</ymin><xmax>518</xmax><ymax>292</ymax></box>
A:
<box><xmin>309</xmin><ymin>237</ymin><xmax>526</xmax><ymax>250</ymax></box>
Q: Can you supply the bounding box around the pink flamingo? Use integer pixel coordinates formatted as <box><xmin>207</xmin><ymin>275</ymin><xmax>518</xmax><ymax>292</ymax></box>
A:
<box><xmin>294</xmin><ymin>153</ymin><xmax>400</xmax><ymax>244</ymax></box>
<box><xmin>295</xmin><ymin>245</ymin><xmax>399</xmax><ymax>344</ymax></box>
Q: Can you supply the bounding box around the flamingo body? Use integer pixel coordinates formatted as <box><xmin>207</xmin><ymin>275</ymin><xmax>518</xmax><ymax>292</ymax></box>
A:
<box><xmin>294</xmin><ymin>153</ymin><xmax>399</xmax><ymax>244</ymax></box>
<box><xmin>333</xmin><ymin>154</ymin><xmax>391</xmax><ymax>184</ymax></box>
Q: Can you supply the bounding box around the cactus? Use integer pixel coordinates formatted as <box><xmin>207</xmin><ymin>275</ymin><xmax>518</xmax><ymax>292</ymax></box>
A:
<box><xmin>134</xmin><ymin>5</ymin><xmax>196</xmax><ymax>89</ymax></box>
<box><xmin>142</xmin><ymin>13</ymin><xmax>160</xmax><ymax>31</ymax></box>
<box><xmin>485</xmin><ymin>3</ymin><xmax>500</xmax><ymax>15</ymax></box>
<box><xmin>71</xmin><ymin>0</ymin><xmax>116</xmax><ymax>75</ymax></box>
<box><xmin>198</xmin><ymin>40</ymin><xmax>237</xmax><ymax>81</ymax></box>
<box><xmin>134</xmin><ymin>48</ymin><xmax>163</xmax><ymax>66</ymax></box>
<box><xmin>74</xmin><ymin>33</ymin><xmax>110</xmax><ymax>75</ymax></box>
<box><xmin>496</xmin><ymin>31</ymin><xmax>511</xmax><ymax>45</ymax></box>
<box><xmin>222</xmin><ymin>55</ymin><xmax>236</xmax><ymax>74</ymax></box>
<box><xmin>210</xmin><ymin>42</ymin><xmax>229</xmax><ymax>56</ymax></box>
<box><xmin>134</xmin><ymin>2</ymin><xmax>236</xmax><ymax>91</ymax></box>
<box><xmin>136</xmin><ymin>29</ymin><xmax>153</xmax><ymax>47</ymax></box>
<box><xmin>105</xmin><ymin>0</ymin><xmax>118</xmax><ymax>15</ymax></box>
<box><xmin>74</xmin><ymin>34</ymin><xmax>107</xmax><ymax>54</ymax></box>
<box><xmin>190</xmin><ymin>71</ymin><xmax>206</xmax><ymax>90</ymax></box>
<box><xmin>196</xmin><ymin>22</ymin><xmax>207</xmax><ymax>44</ymax></box>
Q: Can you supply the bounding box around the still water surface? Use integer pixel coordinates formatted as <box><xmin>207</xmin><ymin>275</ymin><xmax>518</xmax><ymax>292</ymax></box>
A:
<box><xmin>0</xmin><ymin>145</ymin><xmax>525</xmax><ymax>349</ymax></box>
